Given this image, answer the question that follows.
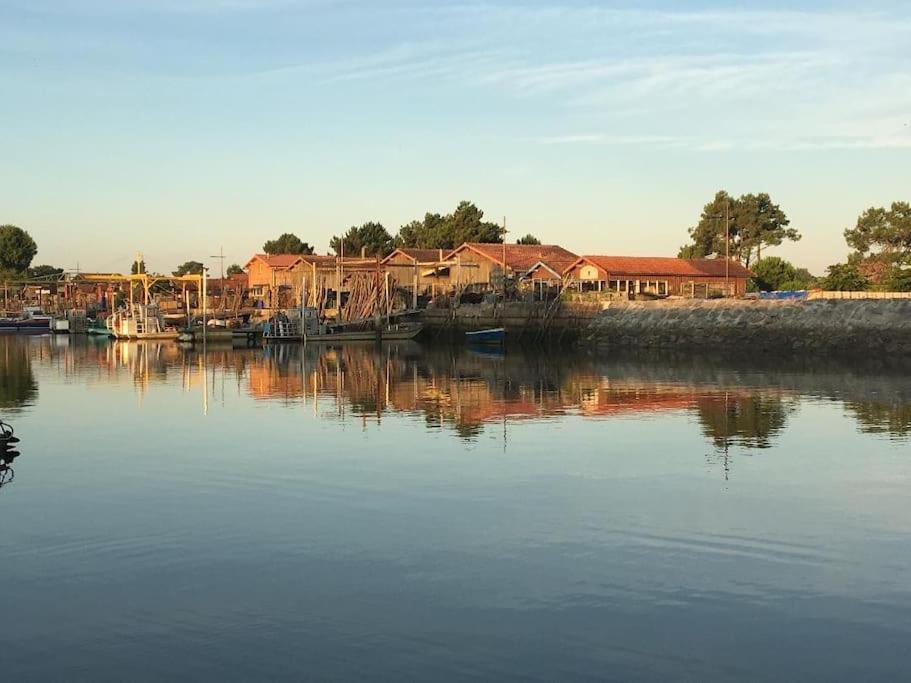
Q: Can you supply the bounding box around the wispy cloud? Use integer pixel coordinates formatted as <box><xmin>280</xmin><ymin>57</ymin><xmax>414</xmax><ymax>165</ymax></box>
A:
<box><xmin>536</xmin><ymin>131</ymin><xmax>911</xmax><ymax>151</ymax></box>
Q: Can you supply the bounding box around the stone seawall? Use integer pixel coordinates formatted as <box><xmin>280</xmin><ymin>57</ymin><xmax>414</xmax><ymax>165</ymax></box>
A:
<box><xmin>584</xmin><ymin>299</ymin><xmax>911</xmax><ymax>353</ymax></box>
<box><xmin>420</xmin><ymin>301</ymin><xmax>600</xmax><ymax>339</ymax></box>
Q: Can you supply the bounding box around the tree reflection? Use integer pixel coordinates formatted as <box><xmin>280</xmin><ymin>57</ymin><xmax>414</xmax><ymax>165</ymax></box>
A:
<box><xmin>845</xmin><ymin>400</ymin><xmax>911</xmax><ymax>438</ymax></box>
<box><xmin>695</xmin><ymin>393</ymin><xmax>795</xmax><ymax>450</ymax></box>
<box><xmin>0</xmin><ymin>337</ymin><xmax>38</xmax><ymax>412</ymax></box>
<box><xmin>8</xmin><ymin>335</ymin><xmax>911</xmax><ymax>447</ymax></box>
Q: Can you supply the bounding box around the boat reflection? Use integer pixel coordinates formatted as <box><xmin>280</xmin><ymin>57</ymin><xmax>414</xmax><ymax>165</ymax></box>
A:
<box><xmin>5</xmin><ymin>336</ymin><xmax>911</xmax><ymax>448</ymax></box>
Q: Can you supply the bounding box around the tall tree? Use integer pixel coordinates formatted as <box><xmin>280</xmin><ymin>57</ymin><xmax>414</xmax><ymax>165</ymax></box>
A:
<box><xmin>173</xmin><ymin>261</ymin><xmax>205</xmax><ymax>276</ymax></box>
<box><xmin>820</xmin><ymin>263</ymin><xmax>868</xmax><ymax>291</ymax></box>
<box><xmin>330</xmin><ymin>221</ymin><xmax>394</xmax><ymax>257</ymax></box>
<box><xmin>226</xmin><ymin>263</ymin><xmax>244</xmax><ymax>276</ymax></box>
<box><xmin>751</xmin><ymin>257</ymin><xmax>798</xmax><ymax>291</ymax></box>
<box><xmin>131</xmin><ymin>259</ymin><xmax>146</xmax><ymax>274</ymax></box>
<box><xmin>0</xmin><ymin>225</ymin><xmax>38</xmax><ymax>274</ymax></box>
<box><xmin>262</xmin><ymin>233</ymin><xmax>315</xmax><ymax>255</ymax></box>
<box><xmin>844</xmin><ymin>201</ymin><xmax>911</xmax><ymax>266</ymax></box>
<box><xmin>516</xmin><ymin>234</ymin><xmax>541</xmax><ymax>245</ymax></box>
<box><xmin>396</xmin><ymin>213</ymin><xmax>448</xmax><ymax>249</ymax></box>
<box><xmin>396</xmin><ymin>201</ymin><xmax>503</xmax><ymax>249</ymax></box>
<box><xmin>678</xmin><ymin>191</ymin><xmax>799</xmax><ymax>266</ymax></box>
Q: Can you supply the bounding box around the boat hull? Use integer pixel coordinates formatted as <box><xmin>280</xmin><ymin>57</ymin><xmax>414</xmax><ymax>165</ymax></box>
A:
<box><xmin>265</xmin><ymin>323</ymin><xmax>423</xmax><ymax>344</ymax></box>
<box><xmin>466</xmin><ymin>327</ymin><xmax>505</xmax><ymax>344</ymax></box>
<box><xmin>0</xmin><ymin>318</ymin><xmax>52</xmax><ymax>334</ymax></box>
<box><xmin>113</xmin><ymin>332</ymin><xmax>181</xmax><ymax>341</ymax></box>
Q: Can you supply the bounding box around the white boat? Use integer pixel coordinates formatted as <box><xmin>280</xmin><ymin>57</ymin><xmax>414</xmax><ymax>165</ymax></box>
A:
<box><xmin>0</xmin><ymin>307</ymin><xmax>53</xmax><ymax>334</ymax></box>
<box><xmin>107</xmin><ymin>304</ymin><xmax>179</xmax><ymax>340</ymax></box>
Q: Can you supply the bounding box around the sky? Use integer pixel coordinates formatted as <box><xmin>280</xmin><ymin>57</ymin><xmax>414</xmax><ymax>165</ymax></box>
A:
<box><xmin>1</xmin><ymin>0</ymin><xmax>909</xmax><ymax>275</ymax></box>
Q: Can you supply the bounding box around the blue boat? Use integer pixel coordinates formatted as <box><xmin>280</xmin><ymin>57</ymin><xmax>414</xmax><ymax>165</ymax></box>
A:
<box><xmin>465</xmin><ymin>327</ymin><xmax>505</xmax><ymax>345</ymax></box>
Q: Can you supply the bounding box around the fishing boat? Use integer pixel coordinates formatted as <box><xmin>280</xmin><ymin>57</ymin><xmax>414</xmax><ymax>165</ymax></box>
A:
<box><xmin>107</xmin><ymin>304</ymin><xmax>180</xmax><ymax>340</ymax></box>
<box><xmin>465</xmin><ymin>327</ymin><xmax>505</xmax><ymax>345</ymax></box>
<box><xmin>0</xmin><ymin>307</ymin><xmax>53</xmax><ymax>334</ymax></box>
<box><xmin>264</xmin><ymin>321</ymin><xmax>424</xmax><ymax>343</ymax></box>
<box><xmin>263</xmin><ymin>309</ymin><xmax>423</xmax><ymax>343</ymax></box>
<box><xmin>306</xmin><ymin>321</ymin><xmax>424</xmax><ymax>343</ymax></box>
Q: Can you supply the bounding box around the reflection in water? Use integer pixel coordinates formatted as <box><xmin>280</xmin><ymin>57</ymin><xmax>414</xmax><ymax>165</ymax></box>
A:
<box><xmin>0</xmin><ymin>420</ymin><xmax>21</xmax><ymax>490</ymax></box>
<box><xmin>5</xmin><ymin>337</ymin><xmax>911</xmax><ymax>451</ymax></box>
<box><xmin>2</xmin><ymin>337</ymin><xmax>911</xmax><ymax>679</ymax></box>
<box><xmin>696</xmin><ymin>393</ymin><xmax>797</xmax><ymax>450</ymax></box>
<box><xmin>846</xmin><ymin>400</ymin><xmax>911</xmax><ymax>438</ymax></box>
<box><xmin>0</xmin><ymin>337</ymin><xmax>38</xmax><ymax>411</ymax></box>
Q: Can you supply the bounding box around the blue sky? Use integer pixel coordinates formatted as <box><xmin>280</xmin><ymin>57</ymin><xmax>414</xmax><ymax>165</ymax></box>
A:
<box><xmin>1</xmin><ymin>0</ymin><xmax>909</xmax><ymax>274</ymax></box>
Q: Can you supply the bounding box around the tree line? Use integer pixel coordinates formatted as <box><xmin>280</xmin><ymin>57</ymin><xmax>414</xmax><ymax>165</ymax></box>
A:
<box><xmin>4</xmin><ymin>193</ymin><xmax>909</xmax><ymax>292</ymax></box>
<box><xmin>677</xmin><ymin>190</ymin><xmax>910</xmax><ymax>292</ymax></box>
<box><xmin>261</xmin><ymin>201</ymin><xmax>512</xmax><ymax>260</ymax></box>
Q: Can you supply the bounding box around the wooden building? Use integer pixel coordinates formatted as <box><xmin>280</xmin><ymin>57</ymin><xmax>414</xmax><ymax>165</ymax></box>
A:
<box><xmin>564</xmin><ymin>256</ymin><xmax>753</xmax><ymax>297</ymax></box>
<box><xmin>443</xmin><ymin>243</ymin><xmax>579</xmax><ymax>291</ymax></box>
<box><xmin>381</xmin><ymin>248</ymin><xmax>452</xmax><ymax>297</ymax></box>
<box><xmin>244</xmin><ymin>254</ymin><xmax>305</xmax><ymax>298</ymax></box>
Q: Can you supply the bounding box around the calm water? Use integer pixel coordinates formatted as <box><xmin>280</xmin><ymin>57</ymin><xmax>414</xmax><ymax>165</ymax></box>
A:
<box><xmin>2</xmin><ymin>335</ymin><xmax>910</xmax><ymax>681</ymax></box>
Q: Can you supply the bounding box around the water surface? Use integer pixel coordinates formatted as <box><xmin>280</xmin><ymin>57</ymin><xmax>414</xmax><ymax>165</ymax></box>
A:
<box><xmin>2</xmin><ymin>336</ymin><xmax>910</xmax><ymax>681</ymax></box>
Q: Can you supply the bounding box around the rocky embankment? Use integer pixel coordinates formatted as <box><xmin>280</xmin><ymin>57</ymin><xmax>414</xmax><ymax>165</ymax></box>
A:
<box><xmin>584</xmin><ymin>299</ymin><xmax>911</xmax><ymax>354</ymax></box>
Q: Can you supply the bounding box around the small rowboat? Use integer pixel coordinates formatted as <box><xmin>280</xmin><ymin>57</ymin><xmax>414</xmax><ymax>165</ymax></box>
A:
<box><xmin>466</xmin><ymin>327</ymin><xmax>505</xmax><ymax>345</ymax></box>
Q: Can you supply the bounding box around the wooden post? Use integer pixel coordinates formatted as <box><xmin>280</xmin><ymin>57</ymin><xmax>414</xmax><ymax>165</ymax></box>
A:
<box><xmin>311</xmin><ymin>262</ymin><xmax>317</xmax><ymax>309</ymax></box>
<box><xmin>384</xmin><ymin>272</ymin><xmax>390</xmax><ymax>319</ymax></box>
<box><xmin>412</xmin><ymin>263</ymin><xmax>418</xmax><ymax>310</ymax></box>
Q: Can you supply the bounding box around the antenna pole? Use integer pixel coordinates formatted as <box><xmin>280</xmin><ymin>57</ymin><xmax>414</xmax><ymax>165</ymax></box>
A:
<box><xmin>210</xmin><ymin>246</ymin><xmax>226</xmax><ymax>282</ymax></box>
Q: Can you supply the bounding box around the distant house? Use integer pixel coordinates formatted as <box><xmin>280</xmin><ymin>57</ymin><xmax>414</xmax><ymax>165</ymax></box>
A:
<box><xmin>244</xmin><ymin>254</ymin><xmax>305</xmax><ymax>298</ymax></box>
<box><xmin>564</xmin><ymin>256</ymin><xmax>753</xmax><ymax>297</ymax></box>
<box><xmin>206</xmin><ymin>272</ymin><xmax>249</xmax><ymax>295</ymax></box>
<box><xmin>444</xmin><ymin>242</ymin><xmax>580</xmax><ymax>290</ymax></box>
<box><xmin>381</xmin><ymin>248</ymin><xmax>452</xmax><ymax>296</ymax></box>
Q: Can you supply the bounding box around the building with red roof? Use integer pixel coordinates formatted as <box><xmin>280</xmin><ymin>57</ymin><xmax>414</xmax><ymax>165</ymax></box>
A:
<box><xmin>443</xmin><ymin>242</ymin><xmax>579</xmax><ymax>290</ymax></box>
<box><xmin>564</xmin><ymin>255</ymin><xmax>753</xmax><ymax>297</ymax></box>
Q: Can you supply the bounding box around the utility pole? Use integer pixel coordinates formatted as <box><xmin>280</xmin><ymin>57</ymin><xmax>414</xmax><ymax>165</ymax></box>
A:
<box><xmin>725</xmin><ymin>199</ymin><xmax>731</xmax><ymax>296</ymax></box>
<box><xmin>501</xmin><ymin>216</ymin><xmax>508</xmax><ymax>299</ymax></box>
<box><xmin>210</xmin><ymin>246</ymin><xmax>226</xmax><ymax>282</ymax></box>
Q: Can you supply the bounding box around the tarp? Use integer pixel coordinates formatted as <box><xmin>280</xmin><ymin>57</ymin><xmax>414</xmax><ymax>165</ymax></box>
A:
<box><xmin>759</xmin><ymin>290</ymin><xmax>809</xmax><ymax>300</ymax></box>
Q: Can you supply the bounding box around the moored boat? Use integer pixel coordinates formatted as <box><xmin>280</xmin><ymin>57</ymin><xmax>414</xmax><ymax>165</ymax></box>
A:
<box><xmin>304</xmin><ymin>322</ymin><xmax>424</xmax><ymax>343</ymax></box>
<box><xmin>107</xmin><ymin>304</ymin><xmax>180</xmax><ymax>340</ymax></box>
<box><xmin>263</xmin><ymin>310</ymin><xmax>423</xmax><ymax>343</ymax></box>
<box><xmin>0</xmin><ymin>307</ymin><xmax>53</xmax><ymax>334</ymax></box>
<box><xmin>466</xmin><ymin>327</ymin><xmax>505</xmax><ymax>345</ymax></box>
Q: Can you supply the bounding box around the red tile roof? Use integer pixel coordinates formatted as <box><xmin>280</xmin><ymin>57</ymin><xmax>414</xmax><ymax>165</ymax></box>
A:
<box><xmin>297</xmin><ymin>254</ymin><xmax>343</xmax><ymax>265</ymax></box>
<box><xmin>382</xmin><ymin>248</ymin><xmax>447</xmax><ymax>264</ymax></box>
<box><xmin>447</xmin><ymin>243</ymin><xmax>579</xmax><ymax>273</ymax></box>
<box><xmin>245</xmin><ymin>253</ymin><xmax>304</xmax><ymax>270</ymax></box>
<box><xmin>567</xmin><ymin>256</ymin><xmax>753</xmax><ymax>278</ymax></box>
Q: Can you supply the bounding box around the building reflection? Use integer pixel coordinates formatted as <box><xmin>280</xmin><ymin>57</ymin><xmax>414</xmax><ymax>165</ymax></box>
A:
<box><xmin>4</xmin><ymin>336</ymin><xmax>911</xmax><ymax>452</ymax></box>
<box><xmin>243</xmin><ymin>343</ymin><xmax>806</xmax><ymax>451</ymax></box>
